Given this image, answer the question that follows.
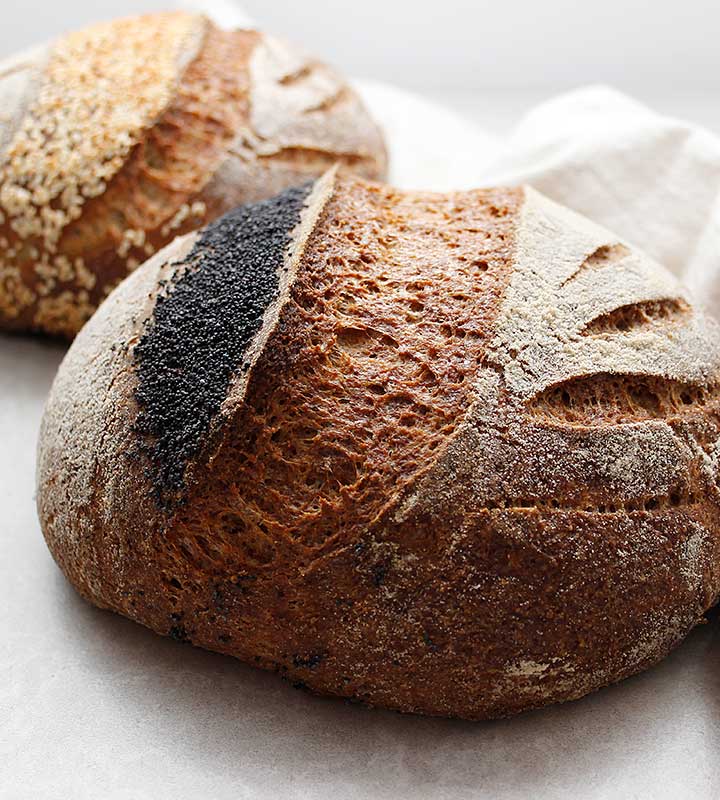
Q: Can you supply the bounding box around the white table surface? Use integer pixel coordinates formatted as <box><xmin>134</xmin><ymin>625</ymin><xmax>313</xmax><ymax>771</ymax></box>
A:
<box><xmin>2</xmin><ymin>90</ymin><xmax>720</xmax><ymax>799</ymax></box>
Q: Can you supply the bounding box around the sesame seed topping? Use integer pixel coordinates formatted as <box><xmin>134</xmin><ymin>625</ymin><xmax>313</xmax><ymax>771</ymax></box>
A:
<box><xmin>0</xmin><ymin>12</ymin><xmax>204</xmax><ymax>326</ymax></box>
<box><xmin>160</xmin><ymin>200</ymin><xmax>207</xmax><ymax>238</ymax></box>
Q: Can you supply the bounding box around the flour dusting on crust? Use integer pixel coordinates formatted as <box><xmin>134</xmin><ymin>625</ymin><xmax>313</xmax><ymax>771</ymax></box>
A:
<box><xmin>393</xmin><ymin>186</ymin><xmax>720</xmax><ymax>705</ymax></box>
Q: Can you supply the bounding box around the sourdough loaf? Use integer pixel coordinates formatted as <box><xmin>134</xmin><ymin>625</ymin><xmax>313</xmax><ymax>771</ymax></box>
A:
<box><xmin>37</xmin><ymin>171</ymin><xmax>720</xmax><ymax>719</ymax></box>
<box><xmin>0</xmin><ymin>12</ymin><xmax>386</xmax><ymax>337</ymax></box>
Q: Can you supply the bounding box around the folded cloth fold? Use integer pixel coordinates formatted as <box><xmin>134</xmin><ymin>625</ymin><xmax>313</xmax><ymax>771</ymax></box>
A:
<box><xmin>477</xmin><ymin>85</ymin><xmax>720</xmax><ymax>303</ymax></box>
<box><xmin>354</xmin><ymin>79</ymin><xmax>501</xmax><ymax>192</ymax></box>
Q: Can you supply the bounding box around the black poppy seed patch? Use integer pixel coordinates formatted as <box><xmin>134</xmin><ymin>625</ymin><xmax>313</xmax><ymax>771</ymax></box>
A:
<box><xmin>133</xmin><ymin>181</ymin><xmax>313</xmax><ymax>506</ymax></box>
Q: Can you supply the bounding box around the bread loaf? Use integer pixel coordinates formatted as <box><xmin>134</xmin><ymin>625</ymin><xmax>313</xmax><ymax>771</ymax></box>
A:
<box><xmin>37</xmin><ymin>170</ymin><xmax>720</xmax><ymax>719</ymax></box>
<box><xmin>0</xmin><ymin>12</ymin><xmax>386</xmax><ymax>337</ymax></box>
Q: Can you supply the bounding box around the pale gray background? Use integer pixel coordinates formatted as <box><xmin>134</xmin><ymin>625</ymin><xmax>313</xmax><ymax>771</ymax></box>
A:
<box><xmin>1</xmin><ymin>0</ymin><xmax>719</xmax><ymax>92</ymax></box>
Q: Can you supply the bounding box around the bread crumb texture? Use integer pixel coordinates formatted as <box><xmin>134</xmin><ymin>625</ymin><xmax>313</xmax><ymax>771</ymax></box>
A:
<box><xmin>0</xmin><ymin>14</ymin><xmax>386</xmax><ymax>337</ymax></box>
<box><xmin>37</xmin><ymin>177</ymin><xmax>720</xmax><ymax>719</ymax></box>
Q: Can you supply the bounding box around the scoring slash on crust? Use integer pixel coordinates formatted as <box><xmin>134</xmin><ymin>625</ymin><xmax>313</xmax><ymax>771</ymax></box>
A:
<box><xmin>37</xmin><ymin>172</ymin><xmax>720</xmax><ymax>719</ymax></box>
<box><xmin>0</xmin><ymin>13</ymin><xmax>387</xmax><ymax>337</ymax></box>
<box><xmin>133</xmin><ymin>173</ymin><xmax>334</xmax><ymax>505</ymax></box>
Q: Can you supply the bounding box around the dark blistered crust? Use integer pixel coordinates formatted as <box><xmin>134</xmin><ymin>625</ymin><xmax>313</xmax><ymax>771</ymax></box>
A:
<box><xmin>133</xmin><ymin>182</ymin><xmax>312</xmax><ymax>504</ymax></box>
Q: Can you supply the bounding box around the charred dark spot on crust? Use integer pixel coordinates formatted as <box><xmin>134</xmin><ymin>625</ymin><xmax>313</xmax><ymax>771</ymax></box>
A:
<box><xmin>292</xmin><ymin>652</ymin><xmax>325</xmax><ymax>670</ymax></box>
<box><xmin>372</xmin><ymin>564</ymin><xmax>388</xmax><ymax>587</ymax></box>
<box><xmin>169</xmin><ymin>624</ymin><xmax>189</xmax><ymax>643</ymax></box>
<box><xmin>132</xmin><ymin>182</ymin><xmax>313</xmax><ymax>506</ymax></box>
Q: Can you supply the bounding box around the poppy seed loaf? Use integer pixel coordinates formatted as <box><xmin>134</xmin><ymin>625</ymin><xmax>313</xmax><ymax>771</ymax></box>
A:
<box><xmin>0</xmin><ymin>12</ymin><xmax>386</xmax><ymax>337</ymax></box>
<box><xmin>37</xmin><ymin>171</ymin><xmax>720</xmax><ymax>719</ymax></box>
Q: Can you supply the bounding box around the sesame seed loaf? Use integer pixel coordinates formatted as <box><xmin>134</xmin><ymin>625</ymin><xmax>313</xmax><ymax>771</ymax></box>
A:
<box><xmin>37</xmin><ymin>171</ymin><xmax>720</xmax><ymax>719</ymax></box>
<box><xmin>0</xmin><ymin>13</ymin><xmax>387</xmax><ymax>337</ymax></box>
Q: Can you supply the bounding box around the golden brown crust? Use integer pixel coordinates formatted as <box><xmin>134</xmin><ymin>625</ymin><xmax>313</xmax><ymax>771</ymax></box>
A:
<box><xmin>181</xmin><ymin>179</ymin><xmax>521</xmax><ymax>550</ymax></box>
<box><xmin>0</xmin><ymin>12</ymin><xmax>206</xmax><ymax>334</ymax></box>
<box><xmin>37</xmin><ymin>175</ymin><xmax>720</xmax><ymax>719</ymax></box>
<box><xmin>28</xmin><ymin>24</ymin><xmax>258</xmax><ymax>337</ymax></box>
<box><xmin>0</xmin><ymin>14</ymin><xmax>387</xmax><ymax>337</ymax></box>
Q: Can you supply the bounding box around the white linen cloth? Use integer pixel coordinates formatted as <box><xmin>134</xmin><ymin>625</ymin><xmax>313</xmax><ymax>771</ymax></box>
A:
<box><xmin>357</xmin><ymin>81</ymin><xmax>720</xmax><ymax>315</ymax></box>
<box><xmin>476</xmin><ymin>85</ymin><xmax>720</xmax><ymax>303</ymax></box>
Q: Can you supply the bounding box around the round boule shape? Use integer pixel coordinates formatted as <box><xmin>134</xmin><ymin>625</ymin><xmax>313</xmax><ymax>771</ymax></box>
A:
<box><xmin>37</xmin><ymin>172</ymin><xmax>720</xmax><ymax>719</ymax></box>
